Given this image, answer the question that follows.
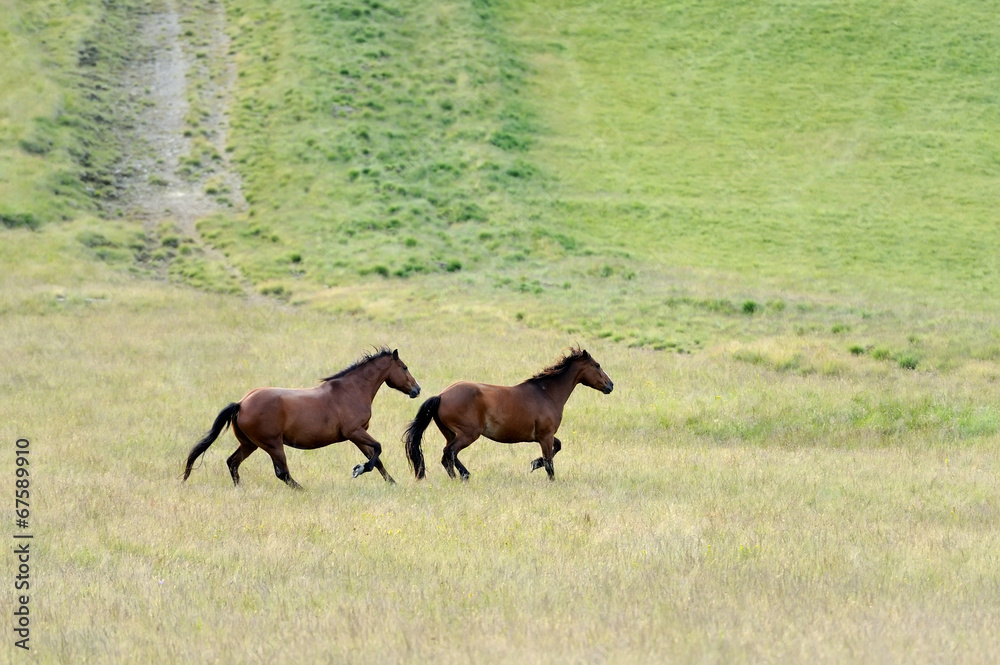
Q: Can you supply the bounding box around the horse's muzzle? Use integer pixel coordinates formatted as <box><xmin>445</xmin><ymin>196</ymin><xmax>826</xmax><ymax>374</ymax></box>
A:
<box><xmin>409</xmin><ymin>385</ymin><xmax>421</xmax><ymax>398</ymax></box>
<box><xmin>603</xmin><ymin>381</ymin><xmax>614</xmax><ymax>394</ymax></box>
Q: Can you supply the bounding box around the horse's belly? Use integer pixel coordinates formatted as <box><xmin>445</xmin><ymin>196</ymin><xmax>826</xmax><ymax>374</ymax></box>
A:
<box><xmin>282</xmin><ymin>426</ymin><xmax>345</xmax><ymax>449</ymax></box>
<box><xmin>283</xmin><ymin>436</ymin><xmax>339</xmax><ymax>450</ymax></box>
<box><xmin>483</xmin><ymin>416</ymin><xmax>533</xmax><ymax>444</ymax></box>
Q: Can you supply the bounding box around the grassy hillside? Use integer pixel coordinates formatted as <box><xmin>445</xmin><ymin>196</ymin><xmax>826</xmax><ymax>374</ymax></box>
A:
<box><xmin>202</xmin><ymin>0</ymin><xmax>549</xmax><ymax>287</ymax></box>
<box><xmin>194</xmin><ymin>0</ymin><xmax>1000</xmax><ymax>360</ymax></box>
<box><xmin>514</xmin><ymin>0</ymin><xmax>1000</xmax><ymax>301</ymax></box>
<box><xmin>5</xmin><ymin>0</ymin><xmax>1000</xmax><ymax>359</ymax></box>
<box><xmin>0</xmin><ymin>0</ymin><xmax>152</xmax><ymax>225</ymax></box>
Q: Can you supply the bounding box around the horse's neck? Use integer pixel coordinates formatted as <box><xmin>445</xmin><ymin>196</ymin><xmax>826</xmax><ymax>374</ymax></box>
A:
<box><xmin>339</xmin><ymin>360</ymin><xmax>388</xmax><ymax>402</ymax></box>
<box><xmin>536</xmin><ymin>365</ymin><xmax>582</xmax><ymax>408</ymax></box>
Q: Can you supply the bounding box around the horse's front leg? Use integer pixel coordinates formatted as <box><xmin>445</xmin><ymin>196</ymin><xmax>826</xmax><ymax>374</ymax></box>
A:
<box><xmin>346</xmin><ymin>430</ymin><xmax>392</xmax><ymax>481</ymax></box>
<box><xmin>529</xmin><ymin>436</ymin><xmax>559</xmax><ymax>480</ymax></box>
<box><xmin>353</xmin><ymin>440</ymin><xmax>396</xmax><ymax>484</ymax></box>
<box><xmin>530</xmin><ymin>437</ymin><xmax>561</xmax><ymax>480</ymax></box>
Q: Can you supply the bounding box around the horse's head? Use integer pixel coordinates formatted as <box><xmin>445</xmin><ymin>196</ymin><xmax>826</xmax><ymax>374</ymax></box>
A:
<box><xmin>385</xmin><ymin>349</ymin><xmax>421</xmax><ymax>398</ymax></box>
<box><xmin>577</xmin><ymin>350</ymin><xmax>614</xmax><ymax>394</ymax></box>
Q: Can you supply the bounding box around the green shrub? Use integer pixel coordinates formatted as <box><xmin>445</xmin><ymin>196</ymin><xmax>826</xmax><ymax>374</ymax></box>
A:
<box><xmin>77</xmin><ymin>231</ymin><xmax>116</xmax><ymax>248</ymax></box>
<box><xmin>2</xmin><ymin>214</ymin><xmax>41</xmax><ymax>231</ymax></box>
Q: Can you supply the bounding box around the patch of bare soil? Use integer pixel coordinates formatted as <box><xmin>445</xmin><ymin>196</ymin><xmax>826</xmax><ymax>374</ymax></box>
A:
<box><xmin>117</xmin><ymin>0</ymin><xmax>247</xmax><ymax>286</ymax></box>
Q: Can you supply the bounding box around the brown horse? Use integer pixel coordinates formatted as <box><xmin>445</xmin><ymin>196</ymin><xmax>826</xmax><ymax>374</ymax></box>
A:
<box><xmin>183</xmin><ymin>348</ymin><xmax>420</xmax><ymax>488</ymax></box>
<box><xmin>403</xmin><ymin>348</ymin><xmax>613</xmax><ymax>481</ymax></box>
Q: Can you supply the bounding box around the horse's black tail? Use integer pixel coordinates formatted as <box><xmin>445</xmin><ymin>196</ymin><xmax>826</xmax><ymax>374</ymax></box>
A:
<box><xmin>403</xmin><ymin>395</ymin><xmax>440</xmax><ymax>480</ymax></box>
<box><xmin>183</xmin><ymin>402</ymin><xmax>240</xmax><ymax>481</ymax></box>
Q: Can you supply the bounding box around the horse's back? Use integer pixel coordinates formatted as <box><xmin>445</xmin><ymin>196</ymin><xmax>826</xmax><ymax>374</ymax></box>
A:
<box><xmin>440</xmin><ymin>380</ymin><xmax>519</xmax><ymax>409</ymax></box>
<box><xmin>239</xmin><ymin>386</ymin><xmax>307</xmax><ymax>413</ymax></box>
<box><xmin>441</xmin><ymin>380</ymin><xmax>484</xmax><ymax>398</ymax></box>
<box><xmin>238</xmin><ymin>386</ymin><xmax>330</xmax><ymax>436</ymax></box>
<box><xmin>438</xmin><ymin>380</ymin><xmax>545</xmax><ymax>443</ymax></box>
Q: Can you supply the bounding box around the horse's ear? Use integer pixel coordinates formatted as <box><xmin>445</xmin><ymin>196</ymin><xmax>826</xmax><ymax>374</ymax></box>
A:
<box><xmin>581</xmin><ymin>349</ymin><xmax>590</xmax><ymax>359</ymax></box>
<box><xmin>392</xmin><ymin>349</ymin><xmax>399</xmax><ymax>359</ymax></box>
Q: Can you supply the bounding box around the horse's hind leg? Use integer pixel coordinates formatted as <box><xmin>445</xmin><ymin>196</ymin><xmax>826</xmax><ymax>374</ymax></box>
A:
<box><xmin>530</xmin><ymin>437</ymin><xmax>561</xmax><ymax>476</ymax></box>
<box><xmin>431</xmin><ymin>420</ymin><xmax>459</xmax><ymax>478</ymax></box>
<box><xmin>443</xmin><ymin>434</ymin><xmax>477</xmax><ymax>482</ymax></box>
<box><xmin>226</xmin><ymin>439</ymin><xmax>257</xmax><ymax>486</ymax></box>
<box><xmin>260</xmin><ymin>441</ymin><xmax>302</xmax><ymax>490</ymax></box>
<box><xmin>453</xmin><ymin>451</ymin><xmax>472</xmax><ymax>481</ymax></box>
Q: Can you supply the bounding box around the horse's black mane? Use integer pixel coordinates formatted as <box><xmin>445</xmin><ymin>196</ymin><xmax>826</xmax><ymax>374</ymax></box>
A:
<box><xmin>321</xmin><ymin>347</ymin><xmax>393</xmax><ymax>382</ymax></box>
<box><xmin>526</xmin><ymin>346</ymin><xmax>588</xmax><ymax>383</ymax></box>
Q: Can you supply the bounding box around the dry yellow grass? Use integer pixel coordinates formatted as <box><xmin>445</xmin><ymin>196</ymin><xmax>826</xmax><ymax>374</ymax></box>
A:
<box><xmin>2</xmin><ymin>227</ymin><xmax>999</xmax><ymax>663</ymax></box>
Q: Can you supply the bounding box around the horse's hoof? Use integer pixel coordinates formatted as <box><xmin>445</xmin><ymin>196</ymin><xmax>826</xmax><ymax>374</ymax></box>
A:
<box><xmin>352</xmin><ymin>464</ymin><xmax>365</xmax><ymax>478</ymax></box>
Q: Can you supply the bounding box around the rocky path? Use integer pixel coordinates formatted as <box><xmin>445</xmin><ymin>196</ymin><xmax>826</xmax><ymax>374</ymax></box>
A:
<box><xmin>117</xmin><ymin>0</ymin><xmax>248</xmax><ymax>288</ymax></box>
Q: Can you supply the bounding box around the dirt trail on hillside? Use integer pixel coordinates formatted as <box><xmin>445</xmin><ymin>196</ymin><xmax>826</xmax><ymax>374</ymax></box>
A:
<box><xmin>117</xmin><ymin>0</ymin><xmax>247</xmax><ymax>282</ymax></box>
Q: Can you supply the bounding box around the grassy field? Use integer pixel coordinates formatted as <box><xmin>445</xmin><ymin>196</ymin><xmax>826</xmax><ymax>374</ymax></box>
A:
<box><xmin>2</xmin><ymin>227</ymin><xmax>999</xmax><ymax>663</ymax></box>
<box><xmin>3</xmin><ymin>0</ymin><xmax>1000</xmax><ymax>662</ymax></box>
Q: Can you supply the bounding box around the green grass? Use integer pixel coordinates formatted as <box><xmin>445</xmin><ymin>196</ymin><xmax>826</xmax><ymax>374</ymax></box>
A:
<box><xmin>511</xmin><ymin>1</ymin><xmax>1000</xmax><ymax>294</ymax></box>
<box><xmin>3</xmin><ymin>0</ymin><xmax>1000</xmax><ymax>661</ymax></box>
<box><xmin>6</xmin><ymin>0</ymin><xmax>1000</xmax><ymax>359</ymax></box>
<box><xmin>190</xmin><ymin>0</ymin><xmax>1000</xmax><ymax>361</ymax></box>
<box><xmin>0</xmin><ymin>0</ymin><xmax>151</xmax><ymax>224</ymax></box>
<box><xmin>201</xmin><ymin>0</ymin><xmax>549</xmax><ymax>293</ymax></box>
<box><xmin>494</xmin><ymin>0</ymin><xmax>1000</xmax><ymax>353</ymax></box>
